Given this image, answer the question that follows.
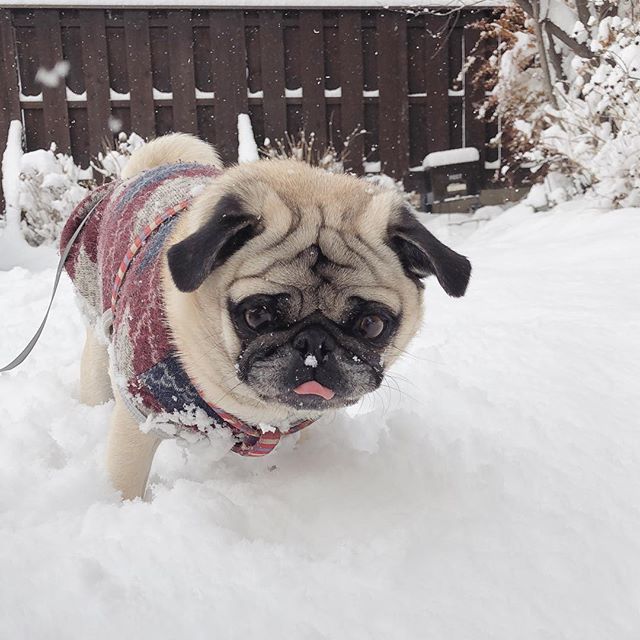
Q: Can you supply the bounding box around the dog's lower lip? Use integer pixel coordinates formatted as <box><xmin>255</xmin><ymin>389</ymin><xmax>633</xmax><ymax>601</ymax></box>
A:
<box><xmin>293</xmin><ymin>381</ymin><xmax>335</xmax><ymax>400</ymax></box>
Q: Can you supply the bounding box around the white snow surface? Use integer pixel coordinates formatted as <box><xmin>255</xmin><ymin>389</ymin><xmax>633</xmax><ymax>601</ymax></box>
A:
<box><xmin>423</xmin><ymin>147</ymin><xmax>480</xmax><ymax>168</ymax></box>
<box><xmin>237</xmin><ymin>113</ymin><xmax>260</xmax><ymax>164</ymax></box>
<box><xmin>1</xmin><ymin>199</ymin><xmax>640</xmax><ymax>638</ymax></box>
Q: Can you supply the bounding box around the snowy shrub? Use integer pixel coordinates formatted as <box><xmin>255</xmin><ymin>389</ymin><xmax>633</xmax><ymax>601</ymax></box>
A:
<box><xmin>538</xmin><ymin>15</ymin><xmax>640</xmax><ymax>206</ymax></box>
<box><xmin>467</xmin><ymin>6</ymin><xmax>546</xmax><ymax>183</ymax></box>
<box><xmin>260</xmin><ymin>130</ymin><xmax>346</xmax><ymax>173</ymax></box>
<box><xmin>468</xmin><ymin>1</ymin><xmax>640</xmax><ymax>207</ymax></box>
<box><xmin>92</xmin><ymin>132</ymin><xmax>146</xmax><ymax>180</ymax></box>
<box><xmin>10</xmin><ymin>132</ymin><xmax>146</xmax><ymax>246</ymax></box>
<box><xmin>18</xmin><ymin>145</ymin><xmax>93</xmax><ymax>246</ymax></box>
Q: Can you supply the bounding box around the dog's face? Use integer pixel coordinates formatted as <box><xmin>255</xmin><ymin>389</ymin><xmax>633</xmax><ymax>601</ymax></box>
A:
<box><xmin>165</xmin><ymin>160</ymin><xmax>470</xmax><ymax>424</ymax></box>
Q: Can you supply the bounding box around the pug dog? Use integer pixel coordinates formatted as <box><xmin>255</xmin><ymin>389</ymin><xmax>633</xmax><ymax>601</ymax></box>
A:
<box><xmin>64</xmin><ymin>134</ymin><xmax>471</xmax><ymax>500</ymax></box>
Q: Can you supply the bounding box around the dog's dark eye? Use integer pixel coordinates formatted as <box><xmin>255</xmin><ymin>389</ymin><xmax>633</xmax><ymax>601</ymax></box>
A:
<box><xmin>244</xmin><ymin>306</ymin><xmax>274</xmax><ymax>330</ymax></box>
<box><xmin>354</xmin><ymin>314</ymin><xmax>385</xmax><ymax>339</ymax></box>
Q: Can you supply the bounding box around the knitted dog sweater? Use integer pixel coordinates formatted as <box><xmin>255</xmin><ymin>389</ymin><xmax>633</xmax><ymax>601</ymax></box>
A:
<box><xmin>61</xmin><ymin>163</ymin><xmax>311</xmax><ymax>456</ymax></box>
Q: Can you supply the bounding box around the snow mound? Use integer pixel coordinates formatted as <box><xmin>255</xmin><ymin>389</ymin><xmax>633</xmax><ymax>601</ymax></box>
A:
<box><xmin>1</xmin><ymin>200</ymin><xmax>639</xmax><ymax>638</ymax></box>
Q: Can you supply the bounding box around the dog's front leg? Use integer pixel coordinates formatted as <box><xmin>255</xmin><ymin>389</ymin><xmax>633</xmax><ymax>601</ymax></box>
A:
<box><xmin>107</xmin><ymin>394</ymin><xmax>162</xmax><ymax>500</ymax></box>
<box><xmin>80</xmin><ymin>328</ymin><xmax>114</xmax><ymax>406</ymax></box>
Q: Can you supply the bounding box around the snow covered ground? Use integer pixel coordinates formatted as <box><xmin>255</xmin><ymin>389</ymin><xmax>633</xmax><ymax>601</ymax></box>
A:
<box><xmin>1</xmin><ymin>198</ymin><xmax>639</xmax><ymax>639</ymax></box>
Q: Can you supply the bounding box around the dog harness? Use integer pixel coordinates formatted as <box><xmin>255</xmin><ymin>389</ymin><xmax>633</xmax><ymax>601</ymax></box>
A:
<box><xmin>60</xmin><ymin>162</ymin><xmax>314</xmax><ymax>456</ymax></box>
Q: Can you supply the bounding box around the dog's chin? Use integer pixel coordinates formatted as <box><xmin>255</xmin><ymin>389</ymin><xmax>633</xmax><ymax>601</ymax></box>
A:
<box><xmin>275</xmin><ymin>389</ymin><xmax>362</xmax><ymax>411</ymax></box>
<box><xmin>244</xmin><ymin>379</ymin><xmax>379</xmax><ymax>413</ymax></box>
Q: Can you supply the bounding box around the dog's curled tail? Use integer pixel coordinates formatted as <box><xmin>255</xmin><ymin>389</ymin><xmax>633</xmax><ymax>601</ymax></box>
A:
<box><xmin>121</xmin><ymin>133</ymin><xmax>223</xmax><ymax>180</ymax></box>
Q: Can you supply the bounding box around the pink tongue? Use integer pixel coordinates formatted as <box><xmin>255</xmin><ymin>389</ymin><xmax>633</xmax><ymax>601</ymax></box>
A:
<box><xmin>293</xmin><ymin>380</ymin><xmax>335</xmax><ymax>400</ymax></box>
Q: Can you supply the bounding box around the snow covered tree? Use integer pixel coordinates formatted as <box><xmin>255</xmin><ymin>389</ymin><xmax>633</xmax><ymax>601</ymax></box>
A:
<box><xmin>469</xmin><ymin>0</ymin><xmax>640</xmax><ymax>207</ymax></box>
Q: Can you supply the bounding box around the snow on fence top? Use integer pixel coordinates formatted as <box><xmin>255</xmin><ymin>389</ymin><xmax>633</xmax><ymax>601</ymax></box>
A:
<box><xmin>1</xmin><ymin>0</ymin><xmax>504</xmax><ymax>7</ymax></box>
<box><xmin>423</xmin><ymin>147</ymin><xmax>480</xmax><ymax>169</ymax></box>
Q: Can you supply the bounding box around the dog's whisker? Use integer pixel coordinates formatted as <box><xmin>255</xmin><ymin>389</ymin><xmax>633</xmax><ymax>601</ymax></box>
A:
<box><xmin>383</xmin><ymin>372</ymin><xmax>420</xmax><ymax>394</ymax></box>
<box><xmin>387</xmin><ymin>344</ymin><xmax>444</xmax><ymax>365</ymax></box>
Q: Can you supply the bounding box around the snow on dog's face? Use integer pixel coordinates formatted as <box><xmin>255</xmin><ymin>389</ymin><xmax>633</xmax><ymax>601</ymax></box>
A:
<box><xmin>164</xmin><ymin>160</ymin><xmax>471</xmax><ymax>425</ymax></box>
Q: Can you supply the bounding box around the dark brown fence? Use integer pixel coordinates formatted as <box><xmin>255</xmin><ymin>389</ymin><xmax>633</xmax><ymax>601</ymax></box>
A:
<box><xmin>0</xmin><ymin>7</ymin><xmax>499</xmax><ymax>209</ymax></box>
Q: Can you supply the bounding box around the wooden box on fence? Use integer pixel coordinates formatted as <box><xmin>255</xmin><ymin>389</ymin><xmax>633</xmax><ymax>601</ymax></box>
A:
<box><xmin>422</xmin><ymin>147</ymin><xmax>481</xmax><ymax>213</ymax></box>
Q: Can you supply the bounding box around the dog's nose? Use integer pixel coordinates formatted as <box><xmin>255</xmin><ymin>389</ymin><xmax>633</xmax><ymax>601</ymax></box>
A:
<box><xmin>292</xmin><ymin>326</ymin><xmax>335</xmax><ymax>361</ymax></box>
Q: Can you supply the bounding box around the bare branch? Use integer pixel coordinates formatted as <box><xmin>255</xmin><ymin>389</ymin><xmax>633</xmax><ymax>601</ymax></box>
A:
<box><xmin>544</xmin><ymin>21</ymin><xmax>566</xmax><ymax>87</ymax></box>
<box><xmin>529</xmin><ymin>1</ymin><xmax>558</xmax><ymax>108</ymax></box>
<box><xmin>574</xmin><ymin>0</ymin><xmax>591</xmax><ymax>27</ymax></box>
<box><xmin>543</xmin><ymin>20</ymin><xmax>594</xmax><ymax>59</ymax></box>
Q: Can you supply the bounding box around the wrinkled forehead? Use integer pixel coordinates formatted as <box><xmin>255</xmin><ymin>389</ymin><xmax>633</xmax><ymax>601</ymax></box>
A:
<box><xmin>227</xmin><ymin>225</ymin><xmax>402</xmax><ymax>319</ymax></box>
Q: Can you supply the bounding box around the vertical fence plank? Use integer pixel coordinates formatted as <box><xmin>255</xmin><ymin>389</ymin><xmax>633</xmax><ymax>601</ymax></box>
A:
<box><xmin>259</xmin><ymin>11</ymin><xmax>287</xmax><ymax>141</ymax></box>
<box><xmin>0</xmin><ymin>10</ymin><xmax>20</xmax><ymax>132</ymax></box>
<box><xmin>0</xmin><ymin>9</ymin><xmax>21</xmax><ymax>213</ymax></box>
<box><xmin>424</xmin><ymin>15</ymin><xmax>450</xmax><ymax>153</ymax></box>
<box><xmin>283</xmin><ymin>19</ymin><xmax>301</xmax><ymax>90</ymax></box>
<box><xmin>14</xmin><ymin>17</ymin><xmax>44</xmax><ymax>152</ymax></box>
<box><xmin>35</xmin><ymin>10</ymin><xmax>70</xmax><ymax>153</ymax></box>
<box><xmin>149</xmin><ymin>17</ymin><xmax>172</xmax><ymax>135</ymax></box>
<box><xmin>299</xmin><ymin>11</ymin><xmax>326</xmax><ymax>147</ymax></box>
<box><xmin>124</xmin><ymin>11</ymin><xmax>155</xmax><ymax>139</ymax></box>
<box><xmin>210</xmin><ymin>10</ymin><xmax>248</xmax><ymax>164</ymax></box>
<box><xmin>448</xmin><ymin>25</ymin><xmax>464</xmax><ymax>148</ymax></box>
<box><xmin>407</xmin><ymin>17</ymin><xmax>426</xmax><ymax>95</ymax></box>
<box><xmin>464</xmin><ymin>24</ymin><xmax>486</xmax><ymax>171</ymax></box>
<box><xmin>339</xmin><ymin>11</ymin><xmax>364</xmax><ymax>174</ymax></box>
<box><xmin>168</xmin><ymin>10</ymin><xmax>197</xmax><ymax>135</ymax></box>
<box><xmin>60</xmin><ymin>16</ymin><xmax>89</xmax><ymax>163</ymax></box>
<box><xmin>377</xmin><ymin>11</ymin><xmax>409</xmax><ymax>180</ymax></box>
<box><xmin>79</xmin><ymin>9</ymin><xmax>111</xmax><ymax>156</ymax></box>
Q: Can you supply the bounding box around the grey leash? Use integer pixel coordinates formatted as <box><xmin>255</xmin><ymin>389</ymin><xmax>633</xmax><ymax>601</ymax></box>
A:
<box><xmin>0</xmin><ymin>195</ymin><xmax>105</xmax><ymax>373</ymax></box>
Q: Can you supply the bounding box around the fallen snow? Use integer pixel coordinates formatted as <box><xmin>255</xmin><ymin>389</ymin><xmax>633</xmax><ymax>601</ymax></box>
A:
<box><xmin>304</xmin><ymin>354</ymin><xmax>318</xmax><ymax>368</ymax></box>
<box><xmin>2</xmin><ymin>120</ymin><xmax>23</xmax><ymax>233</ymax></box>
<box><xmin>65</xmin><ymin>88</ymin><xmax>87</xmax><ymax>102</ymax></box>
<box><xmin>363</xmin><ymin>160</ymin><xmax>381</xmax><ymax>173</ymax></box>
<box><xmin>237</xmin><ymin>113</ymin><xmax>260</xmax><ymax>164</ymax></box>
<box><xmin>19</xmin><ymin>91</ymin><xmax>43</xmax><ymax>102</ymax></box>
<box><xmin>1</xmin><ymin>198</ymin><xmax>640</xmax><ymax>638</ymax></box>
<box><xmin>423</xmin><ymin>147</ymin><xmax>480</xmax><ymax>168</ymax></box>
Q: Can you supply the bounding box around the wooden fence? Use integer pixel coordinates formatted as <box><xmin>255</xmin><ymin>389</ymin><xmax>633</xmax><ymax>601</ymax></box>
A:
<box><xmin>0</xmin><ymin>7</ymin><xmax>499</xmax><ymax>210</ymax></box>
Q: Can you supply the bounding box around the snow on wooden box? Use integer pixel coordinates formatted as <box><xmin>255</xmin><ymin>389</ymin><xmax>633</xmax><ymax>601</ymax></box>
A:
<box><xmin>423</xmin><ymin>147</ymin><xmax>480</xmax><ymax>169</ymax></box>
<box><xmin>423</xmin><ymin>146</ymin><xmax>481</xmax><ymax>209</ymax></box>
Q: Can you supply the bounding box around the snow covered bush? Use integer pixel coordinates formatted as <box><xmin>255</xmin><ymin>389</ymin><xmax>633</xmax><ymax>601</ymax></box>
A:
<box><xmin>467</xmin><ymin>6</ymin><xmax>546</xmax><ymax>182</ymax></box>
<box><xmin>539</xmin><ymin>14</ymin><xmax>640</xmax><ymax>206</ymax></box>
<box><xmin>92</xmin><ymin>131</ymin><xmax>146</xmax><ymax>180</ymax></box>
<box><xmin>17</xmin><ymin>145</ymin><xmax>93</xmax><ymax>246</ymax></box>
<box><xmin>5</xmin><ymin>132</ymin><xmax>146</xmax><ymax>246</ymax></box>
<box><xmin>260</xmin><ymin>130</ymin><xmax>346</xmax><ymax>173</ymax></box>
<box><xmin>468</xmin><ymin>0</ymin><xmax>640</xmax><ymax>207</ymax></box>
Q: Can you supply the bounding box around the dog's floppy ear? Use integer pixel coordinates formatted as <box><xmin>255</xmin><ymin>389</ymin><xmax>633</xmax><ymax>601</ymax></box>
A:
<box><xmin>388</xmin><ymin>206</ymin><xmax>471</xmax><ymax>297</ymax></box>
<box><xmin>168</xmin><ymin>195</ymin><xmax>262</xmax><ymax>292</ymax></box>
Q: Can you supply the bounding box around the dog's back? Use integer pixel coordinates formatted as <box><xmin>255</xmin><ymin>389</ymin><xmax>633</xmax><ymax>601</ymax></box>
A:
<box><xmin>121</xmin><ymin>133</ymin><xmax>222</xmax><ymax>180</ymax></box>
